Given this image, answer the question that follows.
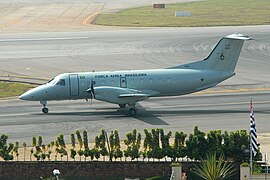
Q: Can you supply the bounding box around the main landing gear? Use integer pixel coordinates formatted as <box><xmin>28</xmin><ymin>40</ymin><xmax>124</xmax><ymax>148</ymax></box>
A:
<box><xmin>128</xmin><ymin>107</ymin><xmax>137</xmax><ymax>117</ymax></box>
<box><xmin>118</xmin><ymin>103</ymin><xmax>137</xmax><ymax>117</ymax></box>
<box><xmin>40</xmin><ymin>101</ymin><xmax>49</xmax><ymax>114</ymax></box>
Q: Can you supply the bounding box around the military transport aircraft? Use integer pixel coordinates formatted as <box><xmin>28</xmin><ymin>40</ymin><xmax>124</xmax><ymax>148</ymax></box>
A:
<box><xmin>19</xmin><ymin>34</ymin><xmax>251</xmax><ymax>116</ymax></box>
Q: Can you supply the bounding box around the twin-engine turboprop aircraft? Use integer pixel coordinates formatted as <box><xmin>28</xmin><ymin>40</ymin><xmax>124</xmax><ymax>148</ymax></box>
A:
<box><xmin>19</xmin><ymin>34</ymin><xmax>251</xmax><ymax>116</ymax></box>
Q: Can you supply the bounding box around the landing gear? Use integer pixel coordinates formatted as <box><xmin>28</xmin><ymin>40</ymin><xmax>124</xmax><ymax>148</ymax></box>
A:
<box><xmin>40</xmin><ymin>101</ymin><xmax>48</xmax><ymax>114</ymax></box>
<box><xmin>128</xmin><ymin>108</ymin><xmax>137</xmax><ymax>117</ymax></box>
<box><xmin>42</xmin><ymin>107</ymin><xmax>49</xmax><ymax>113</ymax></box>
<box><xmin>119</xmin><ymin>104</ymin><xmax>126</xmax><ymax>108</ymax></box>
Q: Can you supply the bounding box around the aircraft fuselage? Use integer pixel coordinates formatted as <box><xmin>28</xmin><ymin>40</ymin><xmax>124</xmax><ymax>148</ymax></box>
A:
<box><xmin>20</xmin><ymin>68</ymin><xmax>234</xmax><ymax>102</ymax></box>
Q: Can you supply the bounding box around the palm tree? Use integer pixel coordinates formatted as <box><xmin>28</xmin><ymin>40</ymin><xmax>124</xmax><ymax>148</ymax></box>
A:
<box><xmin>192</xmin><ymin>153</ymin><xmax>237</xmax><ymax>180</ymax></box>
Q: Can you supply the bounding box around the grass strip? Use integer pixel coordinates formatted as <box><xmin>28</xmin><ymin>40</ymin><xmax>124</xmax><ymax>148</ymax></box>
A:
<box><xmin>95</xmin><ymin>0</ymin><xmax>270</xmax><ymax>27</ymax></box>
<box><xmin>0</xmin><ymin>81</ymin><xmax>34</xmax><ymax>98</ymax></box>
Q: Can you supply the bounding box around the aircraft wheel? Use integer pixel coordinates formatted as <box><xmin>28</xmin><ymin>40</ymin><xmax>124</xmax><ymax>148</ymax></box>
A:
<box><xmin>42</xmin><ymin>107</ymin><xmax>49</xmax><ymax>113</ymax></box>
<box><xmin>129</xmin><ymin>108</ymin><xmax>137</xmax><ymax>117</ymax></box>
<box><xmin>119</xmin><ymin>104</ymin><xmax>126</xmax><ymax>108</ymax></box>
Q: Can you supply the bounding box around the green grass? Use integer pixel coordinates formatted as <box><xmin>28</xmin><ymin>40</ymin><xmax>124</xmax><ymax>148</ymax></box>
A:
<box><xmin>95</xmin><ymin>0</ymin><xmax>270</xmax><ymax>27</ymax></box>
<box><xmin>0</xmin><ymin>81</ymin><xmax>34</xmax><ymax>98</ymax></box>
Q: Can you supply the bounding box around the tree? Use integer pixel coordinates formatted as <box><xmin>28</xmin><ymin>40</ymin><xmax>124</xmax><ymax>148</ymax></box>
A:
<box><xmin>46</xmin><ymin>143</ymin><xmax>52</xmax><ymax>161</ymax></box>
<box><xmin>31</xmin><ymin>136</ymin><xmax>37</xmax><ymax>161</ymax></box>
<box><xmin>49</xmin><ymin>141</ymin><xmax>55</xmax><ymax>161</ymax></box>
<box><xmin>92</xmin><ymin>148</ymin><xmax>100</xmax><ymax>161</ymax></box>
<box><xmin>32</xmin><ymin>137</ymin><xmax>36</xmax><ymax>147</ymax></box>
<box><xmin>56</xmin><ymin>134</ymin><xmax>68</xmax><ymax>161</ymax></box>
<box><xmin>84</xmin><ymin>148</ymin><xmax>91</xmax><ymax>161</ymax></box>
<box><xmin>70</xmin><ymin>134</ymin><xmax>76</xmax><ymax>161</ymax></box>
<box><xmin>143</xmin><ymin>128</ymin><xmax>165</xmax><ymax>161</ymax></box>
<box><xmin>143</xmin><ymin>129</ymin><xmax>152</xmax><ymax>161</ymax></box>
<box><xmin>71</xmin><ymin>133</ymin><xmax>76</xmax><ymax>149</ymax></box>
<box><xmin>13</xmin><ymin>141</ymin><xmax>19</xmax><ymax>161</ymax></box>
<box><xmin>38</xmin><ymin>136</ymin><xmax>42</xmax><ymax>147</ymax></box>
<box><xmin>223</xmin><ymin>130</ymin><xmax>250</xmax><ymax>162</ymax></box>
<box><xmin>83</xmin><ymin>130</ymin><xmax>90</xmax><ymax>161</ymax></box>
<box><xmin>124</xmin><ymin>129</ymin><xmax>141</xmax><ymax>161</ymax></box>
<box><xmin>172</xmin><ymin>131</ymin><xmax>187</xmax><ymax>161</ymax></box>
<box><xmin>76</xmin><ymin>130</ymin><xmax>84</xmax><ymax>161</ymax></box>
<box><xmin>23</xmin><ymin>142</ymin><xmax>27</xmax><ymax>161</ymax></box>
<box><xmin>113</xmin><ymin>130</ymin><xmax>123</xmax><ymax>161</ymax></box>
<box><xmin>160</xmin><ymin>129</ymin><xmax>172</xmax><ymax>161</ymax></box>
<box><xmin>109</xmin><ymin>131</ymin><xmax>115</xmax><ymax>161</ymax></box>
<box><xmin>41</xmin><ymin>153</ymin><xmax>46</xmax><ymax>161</ymax></box>
<box><xmin>76</xmin><ymin>130</ymin><xmax>83</xmax><ymax>149</ymax></box>
<box><xmin>83</xmin><ymin>130</ymin><xmax>89</xmax><ymax>150</ymax></box>
<box><xmin>30</xmin><ymin>148</ymin><xmax>33</xmax><ymax>161</ymax></box>
<box><xmin>192</xmin><ymin>153</ymin><xmax>237</xmax><ymax>180</ymax></box>
<box><xmin>206</xmin><ymin>130</ymin><xmax>223</xmax><ymax>157</ymax></box>
<box><xmin>149</xmin><ymin>129</ymin><xmax>163</xmax><ymax>161</ymax></box>
<box><xmin>70</xmin><ymin>149</ymin><xmax>76</xmax><ymax>161</ymax></box>
<box><xmin>77</xmin><ymin>149</ymin><xmax>84</xmax><ymax>161</ymax></box>
<box><xmin>186</xmin><ymin>126</ymin><xmax>207</xmax><ymax>160</ymax></box>
<box><xmin>95</xmin><ymin>129</ymin><xmax>108</xmax><ymax>161</ymax></box>
<box><xmin>0</xmin><ymin>134</ymin><xmax>14</xmax><ymax>161</ymax></box>
<box><xmin>55</xmin><ymin>139</ymin><xmax>59</xmax><ymax>161</ymax></box>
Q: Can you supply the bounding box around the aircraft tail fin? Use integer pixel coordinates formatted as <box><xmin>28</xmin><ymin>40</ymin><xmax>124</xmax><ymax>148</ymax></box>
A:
<box><xmin>171</xmin><ymin>34</ymin><xmax>251</xmax><ymax>72</ymax></box>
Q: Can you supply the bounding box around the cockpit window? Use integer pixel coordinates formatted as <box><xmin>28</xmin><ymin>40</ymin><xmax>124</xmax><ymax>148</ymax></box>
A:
<box><xmin>47</xmin><ymin>78</ymin><xmax>58</xmax><ymax>85</ymax></box>
<box><xmin>56</xmin><ymin>79</ymin><xmax>65</xmax><ymax>86</ymax></box>
<box><xmin>48</xmin><ymin>78</ymin><xmax>54</xmax><ymax>83</ymax></box>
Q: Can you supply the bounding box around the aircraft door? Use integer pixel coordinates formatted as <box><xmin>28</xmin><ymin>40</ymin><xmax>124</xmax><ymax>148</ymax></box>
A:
<box><xmin>120</xmin><ymin>77</ymin><xmax>127</xmax><ymax>88</ymax></box>
<box><xmin>69</xmin><ymin>74</ymin><xmax>79</xmax><ymax>96</ymax></box>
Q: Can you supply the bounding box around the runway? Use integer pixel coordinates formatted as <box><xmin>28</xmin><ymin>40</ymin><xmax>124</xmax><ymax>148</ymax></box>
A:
<box><xmin>0</xmin><ymin>91</ymin><xmax>270</xmax><ymax>144</ymax></box>
<box><xmin>0</xmin><ymin>25</ymin><xmax>270</xmax><ymax>144</ymax></box>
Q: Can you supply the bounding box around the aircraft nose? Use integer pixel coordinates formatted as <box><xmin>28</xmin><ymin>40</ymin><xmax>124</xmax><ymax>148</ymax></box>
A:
<box><xmin>19</xmin><ymin>90</ymin><xmax>35</xmax><ymax>100</ymax></box>
<box><xmin>18</xmin><ymin>93</ymin><xmax>26</xmax><ymax>100</ymax></box>
<box><xmin>19</xmin><ymin>85</ymin><xmax>49</xmax><ymax>101</ymax></box>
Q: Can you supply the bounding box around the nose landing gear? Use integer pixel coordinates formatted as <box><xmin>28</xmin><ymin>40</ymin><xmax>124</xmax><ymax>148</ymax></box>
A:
<box><xmin>40</xmin><ymin>101</ymin><xmax>49</xmax><ymax>114</ymax></box>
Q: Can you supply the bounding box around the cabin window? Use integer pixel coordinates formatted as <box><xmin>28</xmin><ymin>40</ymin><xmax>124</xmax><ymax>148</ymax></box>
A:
<box><xmin>56</xmin><ymin>79</ymin><xmax>66</xmax><ymax>86</ymax></box>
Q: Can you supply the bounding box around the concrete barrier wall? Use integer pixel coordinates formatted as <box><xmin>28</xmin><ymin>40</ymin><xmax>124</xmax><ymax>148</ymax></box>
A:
<box><xmin>0</xmin><ymin>161</ymin><xmax>240</xmax><ymax>179</ymax></box>
<box><xmin>0</xmin><ymin>161</ymin><xmax>172</xmax><ymax>179</ymax></box>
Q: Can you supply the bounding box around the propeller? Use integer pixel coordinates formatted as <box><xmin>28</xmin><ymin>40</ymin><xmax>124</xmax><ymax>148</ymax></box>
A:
<box><xmin>87</xmin><ymin>79</ymin><xmax>95</xmax><ymax>106</ymax></box>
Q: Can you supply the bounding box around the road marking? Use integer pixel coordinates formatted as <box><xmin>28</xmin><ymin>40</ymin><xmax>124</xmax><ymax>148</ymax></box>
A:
<box><xmin>0</xmin><ymin>36</ymin><xmax>89</xmax><ymax>42</ymax></box>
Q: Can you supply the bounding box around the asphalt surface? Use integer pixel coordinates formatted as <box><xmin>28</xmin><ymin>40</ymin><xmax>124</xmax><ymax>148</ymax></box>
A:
<box><xmin>0</xmin><ymin>26</ymin><xmax>269</xmax><ymax>144</ymax></box>
<box><xmin>1</xmin><ymin>92</ymin><xmax>270</xmax><ymax>144</ymax></box>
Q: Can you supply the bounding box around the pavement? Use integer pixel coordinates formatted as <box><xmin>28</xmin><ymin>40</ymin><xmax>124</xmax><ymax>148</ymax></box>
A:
<box><xmin>0</xmin><ymin>0</ymin><xmax>270</xmax><ymax>157</ymax></box>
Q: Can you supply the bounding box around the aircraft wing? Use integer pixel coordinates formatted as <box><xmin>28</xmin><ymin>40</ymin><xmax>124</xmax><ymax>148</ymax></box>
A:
<box><xmin>93</xmin><ymin>86</ymin><xmax>150</xmax><ymax>104</ymax></box>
